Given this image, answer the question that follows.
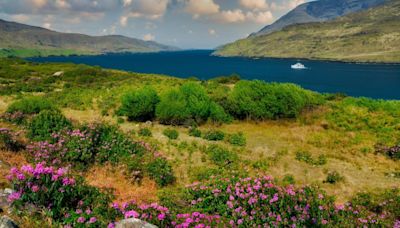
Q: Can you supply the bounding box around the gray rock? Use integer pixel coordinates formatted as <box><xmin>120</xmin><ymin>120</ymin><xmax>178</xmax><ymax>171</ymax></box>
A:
<box><xmin>0</xmin><ymin>216</ymin><xmax>18</xmax><ymax>228</ymax></box>
<box><xmin>115</xmin><ymin>218</ymin><xmax>157</xmax><ymax>228</ymax></box>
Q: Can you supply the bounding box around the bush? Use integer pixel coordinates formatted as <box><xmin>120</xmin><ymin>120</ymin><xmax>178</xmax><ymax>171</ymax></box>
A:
<box><xmin>295</xmin><ymin>151</ymin><xmax>327</xmax><ymax>166</ymax></box>
<box><xmin>6</xmin><ymin>97</ymin><xmax>55</xmax><ymax>115</ymax></box>
<box><xmin>118</xmin><ymin>87</ymin><xmax>160</xmax><ymax>121</ymax></box>
<box><xmin>203</xmin><ymin>130</ymin><xmax>225</xmax><ymax>141</ymax></box>
<box><xmin>8</xmin><ymin>163</ymin><xmax>111</xmax><ymax>226</ymax></box>
<box><xmin>324</xmin><ymin>171</ymin><xmax>345</xmax><ymax>184</ymax></box>
<box><xmin>0</xmin><ymin>128</ymin><xmax>24</xmax><ymax>152</ymax></box>
<box><xmin>163</xmin><ymin>128</ymin><xmax>179</xmax><ymax>140</ymax></box>
<box><xmin>156</xmin><ymin>83</ymin><xmax>230</xmax><ymax>125</ymax></box>
<box><xmin>188</xmin><ymin>128</ymin><xmax>202</xmax><ymax>137</ymax></box>
<box><xmin>228</xmin><ymin>81</ymin><xmax>322</xmax><ymax>120</ymax></box>
<box><xmin>28</xmin><ymin>110</ymin><xmax>72</xmax><ymax>141</ymax></box>
<box><xmin>138</xmin><ymin>128</ymin><xmax>152</xmax><ymax>137</ymax></box>
<box><xmin>28</xmin><ymin>123</ymin><xmax>145</xmax><ymax>170</ymax></box>
<box><xmin>375</xmin><ymin>144</ymin><xmax>400</xmax><ymax>160</ymax></box>
<box><xmin>228</xmin><ymin>132</ymin><xmax>246</xmax><ymax>146</ymax></box>
<box><xmin>146</xmin><ymin>158</ymin><xmax>175</xmax><ymax>187</ymax></box>
<box><xmin>206</xmin><ymin>145</ymin><xmax>238</xmax><ymax>166</ymax></box>
<box><xmin>282</xmin><ymin>174</ymin><xmax>296</xmax><ymax>185</ymax></box>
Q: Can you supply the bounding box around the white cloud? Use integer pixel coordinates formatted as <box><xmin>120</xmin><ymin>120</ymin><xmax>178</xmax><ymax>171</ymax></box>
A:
<box><xmin>124</xmin><ymin>0</ymin><xmax>169</xmax><ymax>20</ymax></box>
<box><xmin>42</xmin><ymin>22</ymin><xmax>51</xmax><ymax>29</ymax></box>
<box><xmin>239</xmin><ymin>0</ymin><xmax>268</xmax><ymax>10</ymax></box>
<box><xmin>10</xmin><ymin>14</ymin><xmax>30</xmax><ymax>23</ymax></box>
<box><xmin>287</xmin><ymin>0</ymin><xmax>306</xmax><ymax>9</ymax></box>
<box><xmin>217</xmin><ymin>9</ymin><xmax>246</xmax><ymax>23</ymax></box>
<box><xmin>208</xmin><ymin>29</ymin><xmax>216</xmax><ymax>35</ymax></box>
<box><xmin>184</xmin><ymin>0</ymin><xmax>220</xmax><ymax>18</ymax></box>
<box><xmin>246</xmin><ymin>10</ymin><xmax>273</xmax><ymax>24</ymax></box>
<box><xmin>120</xmin><ymin>16</ymin><xmax>128</xmax><ymax>26</ymax></box>
<box><xmin>143</xmin><ymin>33</ymin><xmax>155</xmax><ymax>41</ymax></box>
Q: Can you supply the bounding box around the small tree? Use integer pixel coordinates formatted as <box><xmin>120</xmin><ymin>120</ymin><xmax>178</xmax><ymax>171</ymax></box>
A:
<box><xmin>118</xmin><ymin>86</ymin><xmax>160</xmax><ymax>121</ymax></box>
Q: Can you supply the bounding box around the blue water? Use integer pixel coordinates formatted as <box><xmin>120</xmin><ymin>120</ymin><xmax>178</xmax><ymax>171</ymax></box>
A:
<box><xmin>29</xmin><ymin>50</ymin><xmax>400</xmax><ymax>100</ymax></box>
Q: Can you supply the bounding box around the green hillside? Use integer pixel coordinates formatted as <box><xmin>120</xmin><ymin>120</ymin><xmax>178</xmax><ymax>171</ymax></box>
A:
<box><xmin>0</xmin><ymin>19</ymin><xmax>177</xmax><ymax>57</ymax></box>
<box><xmin>214</xmin><ymin>0</ymin><xmax>400</xmax><ymax>63</ymax></box>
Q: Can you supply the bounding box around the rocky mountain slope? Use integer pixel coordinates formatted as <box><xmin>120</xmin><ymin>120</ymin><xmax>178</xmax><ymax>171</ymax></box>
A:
<box><xmin>252</xmin><ymin>0</ymin><xmax>387</xmax><ymax>36</ymax></box>
<box><xmin>0</xmin><ymin>19</ymin><xmax>177</xmax><ymax>57</ymax></box>
<box><xmin>214</xmin><ymin>0</ymin><xmax>400</xmax><ymax>63</ymax></box>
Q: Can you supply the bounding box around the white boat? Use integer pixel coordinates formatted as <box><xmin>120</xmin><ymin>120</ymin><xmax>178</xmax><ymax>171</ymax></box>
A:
<box><xmin>291</xmin><ymin>63</ymin><xmax>307</xmax><ymax>70</ymax></box>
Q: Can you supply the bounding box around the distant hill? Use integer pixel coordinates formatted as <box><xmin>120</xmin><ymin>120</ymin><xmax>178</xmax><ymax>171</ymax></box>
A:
<box><xmin>252</xmin><ymin>0</ymin><xmax>387</xmax><ymax>37</ymax></box>
<box><xmin>214</xmin><ymin>0</ymin><xmax>400</xmax><ymax>63</ymax></box>
<box><xmin>0</xmin><ymin>19</ymin><xmax>177</xmax><ymax>57</ymax></box>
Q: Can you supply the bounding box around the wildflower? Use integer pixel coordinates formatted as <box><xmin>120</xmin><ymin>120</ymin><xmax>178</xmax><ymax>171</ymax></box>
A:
<box><xmin>158</xmin><ymin>213</ymin><xmax>166</xmax><ymax>221</ymax></box>
<box><xmin>7</xmin><ymin>192</ymin><xmax>21</xmax><ymax>202</ymax></box>
<box><xmin>31</xmin><ymin>185</ymin><xmax>39</xmax><ymax>192</ymax></box>
<box><xmin>124</xmin><ymin>210</ymin><xmax>139</xmax><ymax>219</ymax></box>
<box><xmin>77</xmin><ymin>217</ymin><xmax>85</xmax><ymax>223</ymax></box>
<box><xmin>88</xmin><ymin>217</ymin><xmax>97</xmax><ymax>223</ymax></box>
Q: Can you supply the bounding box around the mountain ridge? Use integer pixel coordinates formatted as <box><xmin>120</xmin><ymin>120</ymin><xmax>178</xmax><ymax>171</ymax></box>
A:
<box><xmin>214</xmin><ymin>0</ymin><xmax>400</xmax><ymax>63</ymax></box>
<box><xmin>0</xmin><ymin>19</ymin><xmax>177</xmax><ymax>57</ymax></box>
<box><xmin>252</xmin><ymin>0</ymin><xmax>387</xmax><ymax>37</ymax></box>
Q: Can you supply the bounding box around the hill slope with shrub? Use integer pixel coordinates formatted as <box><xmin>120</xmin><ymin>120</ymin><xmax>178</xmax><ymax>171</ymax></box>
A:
<box><xmin>0</xmin><ymin>19</ymin><xmax>177</xmax><ymax>57</ymax></box>
<box><xmin>0</xmin><ymin>59</ymin><xmax>399</xmax><ymax>227</ymax></box>
<box><xmin>214</xmin><ymin>0</ymin><xmax>400</xmax><ymax>63</ymax></box>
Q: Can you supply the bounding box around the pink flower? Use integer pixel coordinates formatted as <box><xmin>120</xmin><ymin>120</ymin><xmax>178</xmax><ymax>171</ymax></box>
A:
<box><xmin>31</xmin><ymin>185</ymin><xmax>39</xmax><ymax>192</ymax></box>
<box><xmin>322</xmin><ymin>219</ymin><xmax>328</xmax><ymax>225</ymax></box>
<box><xmin>124</xmin><ymin>210</ymin><xmax>139</xmax><ymax>219</ymax></box>
<box><xmin>88</xmin><ymin>217</ymin><xmax>97</xmax><ymax>223</ymax></box>
<box><xmin>77</xmin><ymin>217</ymin><xmax>85</xmax><ymax>223</ymax></box>
<box><xmin>8</xmin><ymin>192</ymin><xmax>21</xmax><ymax>202</ymax></box>
<box><xmin>107</xmin><ymin>223</ymin><xmax>116</xmax><ymax>228</ymax></box>
<box><xmin>158</xmin><ymin>213</ymin><xmax>166</xmax><ymax>221</ymax></box>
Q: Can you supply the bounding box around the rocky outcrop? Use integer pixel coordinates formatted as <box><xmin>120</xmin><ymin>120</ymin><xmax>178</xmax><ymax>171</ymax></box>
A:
<box><xmin>0</xmin><ymin>216</ymin><xmax>18</xmax><ymax>228</ymax></box>
<box><xmin>115</xmin><ymin>218</ymin><xmax>157</xmax><ymax>228</ymax></box>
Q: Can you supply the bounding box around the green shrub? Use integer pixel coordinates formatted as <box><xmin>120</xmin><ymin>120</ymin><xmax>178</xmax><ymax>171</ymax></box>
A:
<box><xmin>28</xmin><ymin>110</ymin><xmax>72</xmax><ymax>141</ymax></box>
<box><xmin>295</xmin><ymin>151</ymin><xmax>327</xmax><ymax>166</ymax></box>
<box><xmin>146</xmin><ymin>158</ymin><xmax>175</xmax><ymax>187</ymax></box>
<box><xmin>189</xmin><ymin>128</ymin><xmax>202</xmax><ymax>137</ymax></box>
<box><xmin>324</xmin><ymin>171</ymin><xmax>345</xmax><ymax>184</ymax></box>
<box><xmin>163</xmin><ymin>128</ymin><xmax>179</xmax><ymax>140</ymax></box>
<box><xmin>138</xmin><ymin>128</ymin><xmax>152</xmax><ymax>137</ymax></box>
<box><xmin>228</xmin><ymin>132</ymin><xmax>246</xmax><ymax>146</ymax></box>
<box><xmin>203</xmin><ymin>130</ymin><xmax>225</xmax><ymax>141</ymax></box>
<box><xmin>156</xmin><ymin>82</ymin><xmax>230</xmax><ymax>125</ymax></box>
<box><xmin>228</xmin><ymin>81</ymin><xmax>322</xmax><ymax>120</ymax></box>
<box><xmin>118</xmin><ymin>86</ymin><xmax>160</xmax><ymax>121</ymax></box>
<box><xmin>206</xmin><ymin>145</ymin><xmax>238</xmax><ymax>166</ymax></box>
<box><xmin>282</xmin><ymin>174</ymin><xmax>296</xmax><ymax>185</ymax></box>
<box><xmin>7</xmin><ymin>97</ymin><xmax>55</xmax><ymax>115</ymax></box>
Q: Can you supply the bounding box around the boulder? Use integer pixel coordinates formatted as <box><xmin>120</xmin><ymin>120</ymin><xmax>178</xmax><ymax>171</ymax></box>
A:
<box><xmin>0</xmin><ymin>216</ymin><xmax>18</xmax><ymax>228</ymax></box>
<box><xmin>115</xmin><ymin>218</ymin><xmax>157</xmax><ymax>228</ymax></box>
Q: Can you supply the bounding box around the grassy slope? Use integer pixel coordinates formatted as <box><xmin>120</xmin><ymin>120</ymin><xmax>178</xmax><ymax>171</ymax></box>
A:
<box><xmin>0</xmin><ymin>58</ymin><xmax>399</xmax><ymax>207</ymax></box>
<box><xmin>0</xmin><ymin>20</ymin><xmax>176</xmax><ymax>57</ymax></box>
<box><xmin>215</xmin><ymin>0</ymin><xmax>400</xmax><ymax>63</ymax></box>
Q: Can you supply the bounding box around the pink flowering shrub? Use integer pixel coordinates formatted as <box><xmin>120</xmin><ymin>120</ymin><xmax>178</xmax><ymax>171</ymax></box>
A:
<box><xmin>110</xmin><ymin>201</ymin><xmax>221</xmax><ymax>227</ymax></box>
<box><xmin>7</xmin><ymin>163</ymin><xmax>111</xmax><ymax>226</ymax></box>
<box><xmin>28</xmin><ymin>123</ymin><xmax>147</xmax><ymax>170</ymax></box>
<box><xmin>185</xmin><ymin>176</ymin><xmax>387</xmax><ymax>227</ymax></box>
<box><xmin>111</xmin><ymin>201</ymin><xmax>171</xmax><ymax>226</ymax></box>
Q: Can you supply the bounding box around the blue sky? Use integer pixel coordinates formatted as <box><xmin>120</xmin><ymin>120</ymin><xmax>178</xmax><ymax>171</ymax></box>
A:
<box><xmin>0</xmin><ymin>0</ymin><xmax>309</xmax><ymax>49</ymax></box>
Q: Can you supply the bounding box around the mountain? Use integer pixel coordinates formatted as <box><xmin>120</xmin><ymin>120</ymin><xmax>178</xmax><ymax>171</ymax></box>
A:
<box><xmin>0</xmin><ymin>19</ymin><xmax>177</xmax><ymax>57</ymax></box>
<box><xmin>214</xmin><ymin>0</ymin><xmax>400</xmax><ymax>63</ymax></box>
<box><xmin>252</xmin><ymin>0</ymin><xmax>387</xmax><ymax>37</ymax></box>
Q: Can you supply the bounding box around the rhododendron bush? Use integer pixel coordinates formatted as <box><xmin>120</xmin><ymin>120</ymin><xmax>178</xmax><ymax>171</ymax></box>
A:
<box><xmin>7</xmin><ymin>163</ymin><xmax>111</xmax><ymax>226</ymax></box>
<box><xmin>185</xmin><ymin>176</ymin><xmax>389</xmax><ymax>227</ymax></box>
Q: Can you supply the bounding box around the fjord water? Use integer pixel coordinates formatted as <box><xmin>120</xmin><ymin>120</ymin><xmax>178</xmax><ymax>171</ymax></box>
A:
<box><xmin>30</xmin><ymin>50</ymin><xmax>400</xmax><ymax>100</ymax></box>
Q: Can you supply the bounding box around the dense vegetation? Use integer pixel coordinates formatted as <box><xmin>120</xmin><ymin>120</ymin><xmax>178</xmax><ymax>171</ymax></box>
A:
<box><xmin>0</xmin><ymin>59</ymin><xmax>399</xmax><ymax>227</ymax></box>
<box><xmin>215</xmin><ymin>0</ymin><xmax>400</xmax><ymax>63</ymax></box>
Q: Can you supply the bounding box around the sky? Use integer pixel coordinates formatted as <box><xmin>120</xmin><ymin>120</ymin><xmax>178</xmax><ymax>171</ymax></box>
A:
<box><xmin>0</xmin><ymin>0</ymin><xmax>310</xmax><ymax>49</ymax></box>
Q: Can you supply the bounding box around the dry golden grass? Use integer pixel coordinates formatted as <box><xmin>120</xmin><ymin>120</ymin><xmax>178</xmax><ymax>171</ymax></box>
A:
<box><xmin>85</xmin><ymin>164</ymin><xmax>158</xmax><ymax>204</ymax></box>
